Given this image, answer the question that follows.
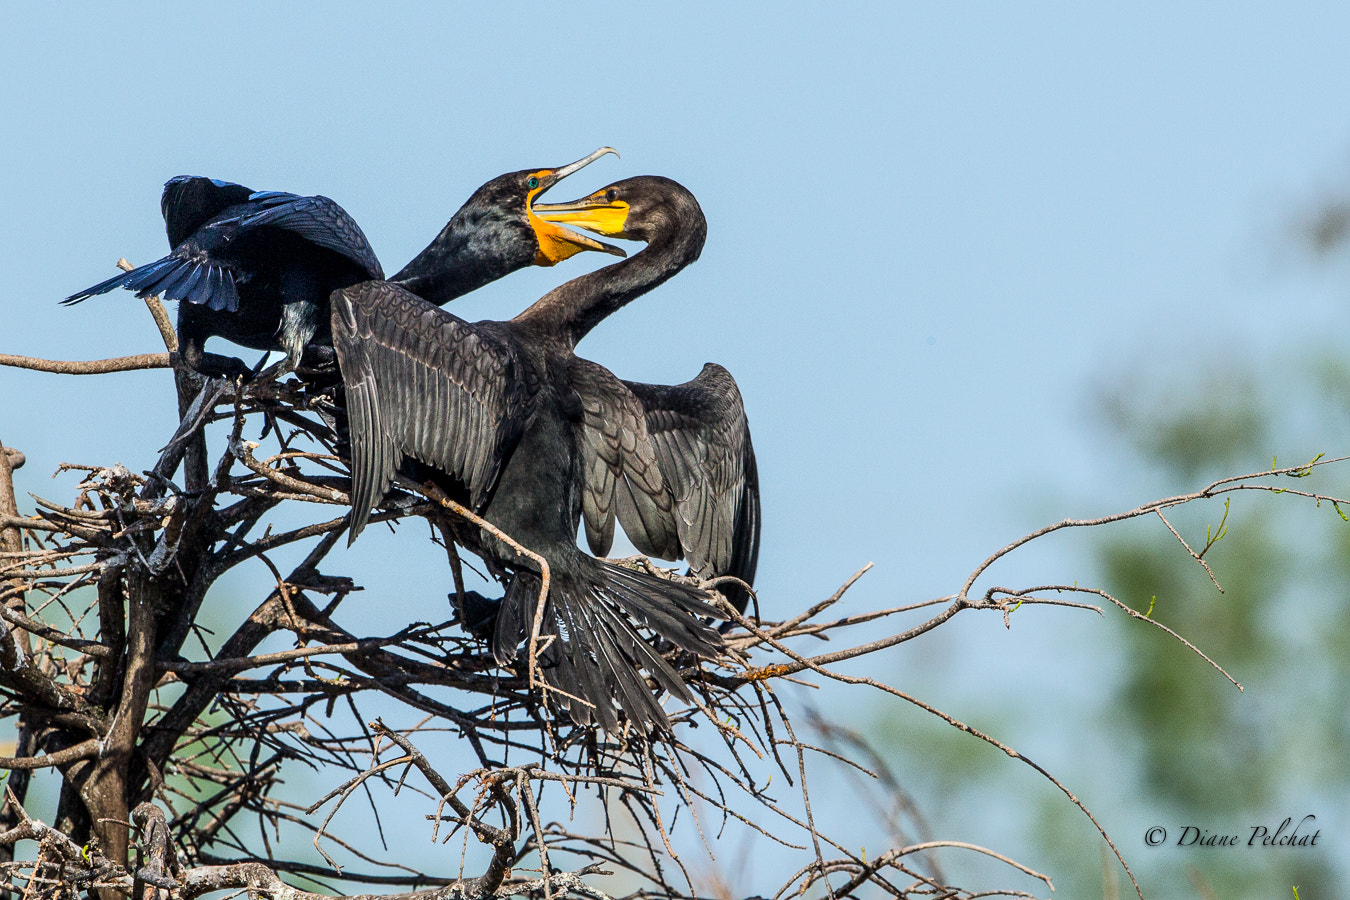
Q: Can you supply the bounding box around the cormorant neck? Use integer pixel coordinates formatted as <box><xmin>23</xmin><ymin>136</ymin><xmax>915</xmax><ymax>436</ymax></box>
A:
<box><xmin>514</xmin><ymin>217</ymin><xmax>704</xmax><ymax>350</ymax></box>
<box><xmin>389</xmin><ymin>212</ymin><xmax>522</xmax><ymax>307</ymax></box>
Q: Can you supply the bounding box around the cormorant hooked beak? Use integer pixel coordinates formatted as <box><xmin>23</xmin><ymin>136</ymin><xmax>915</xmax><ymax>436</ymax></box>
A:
<box><xmin>533</xmin><ymin>183</ymin><xmax>633</xmax><ymax>241</ymax></box>
<box><xmin>527</xmin><ymin>147</ymin><xmax>628</xmax><ymax>265</ymax></box>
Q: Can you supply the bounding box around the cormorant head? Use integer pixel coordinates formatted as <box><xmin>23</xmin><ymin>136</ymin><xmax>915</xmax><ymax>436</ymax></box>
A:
<box><xmin>533</xmin><ymin>175</ymin><xmax>707</xmax><ymax>255</ymax></box>
<box><xmin>457</xmin><ymin>147</ymin><xmax>629</xmax><ymax>269</ymax></box>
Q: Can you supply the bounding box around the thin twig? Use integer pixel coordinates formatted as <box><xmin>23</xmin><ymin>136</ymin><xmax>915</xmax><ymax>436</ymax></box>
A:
<box><xmin>1154</xmin><ymin>509</ymin><xmax>1223</xmax><ymax>591</ymax></box>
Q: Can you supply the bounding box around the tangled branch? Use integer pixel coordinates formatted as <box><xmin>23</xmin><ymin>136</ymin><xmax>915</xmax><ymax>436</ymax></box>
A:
<box><xmin>4</xmin><ymin>297</ymin><xmax>1344</xmax><ymax>900</ymax></box>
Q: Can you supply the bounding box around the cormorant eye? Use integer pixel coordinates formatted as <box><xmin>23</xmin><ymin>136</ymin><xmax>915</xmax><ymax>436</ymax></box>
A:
<box><xmin>526</xmin><ymin>176</ymin><xmax>540</xmax><ymax>190</ymax></box>
<box><xmin>606</xmin><ymin>189</ymin><xmax>619</xmax><ymax>202</ymax></box>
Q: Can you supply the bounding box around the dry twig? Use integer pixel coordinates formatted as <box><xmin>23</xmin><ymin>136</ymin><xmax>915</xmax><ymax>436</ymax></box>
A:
<box><xmin>4</xmin><ymin>296</ymin><xmax>1340</xmax><ymax>900</ymax></box>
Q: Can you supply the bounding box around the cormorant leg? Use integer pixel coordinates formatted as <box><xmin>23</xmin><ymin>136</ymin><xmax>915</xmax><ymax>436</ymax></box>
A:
<box><xmin>175</xmin><ymin>322</ymin><xmax>251</xmax><ymax>380</ymax></box>
<box><xmin>198</xmin><ymin>354</ymin><xmax>256</xmax><ymax>380</ymax></box>
<box><xmin>451</xmin><ymin>590</ymin><xmax>503</xmax><ymax>641</ymax></box>
<box><xmin>297</xmin><ymin>343</ymin><xmax>339</xmax><ymax>378</ymax></box>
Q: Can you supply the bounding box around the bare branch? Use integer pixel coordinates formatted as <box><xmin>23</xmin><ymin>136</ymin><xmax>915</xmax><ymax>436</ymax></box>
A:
<box><xmin>0</xmin><ymin>739</ymin><xmax>100</xmax><ymax>771</ymax></box>
<box><xmin>0</xmin><ymin>352</ymin><xmax>171</xmax><ymax>374</ymax></box>
<box><xmin>7</xmin><ymin>321</ymin><xmax>1339</xmax><ymax>900</ymax></box>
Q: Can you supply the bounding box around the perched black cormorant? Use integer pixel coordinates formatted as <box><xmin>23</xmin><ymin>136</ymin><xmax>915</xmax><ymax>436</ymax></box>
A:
<box><xmin>64</xmin><ymin>148</ymin><xmax>622</xmax><ymax>378</ymax></box>
<box><xmin>332</xmin><ymin>176</ymin><xmax>750</xmax><ymax>733</ymax></box>
<box><xmin>535</xmin><ymin>190</ymin><xmax>760</xmax><ymax>618</ymax></box>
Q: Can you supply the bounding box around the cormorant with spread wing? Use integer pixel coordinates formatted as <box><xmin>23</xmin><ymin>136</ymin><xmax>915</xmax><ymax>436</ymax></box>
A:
<box><xmin>536</xmin><ymin>192</ymin><xmax>760</xmax><ymax>618</ymax></box>
<box><xmin>333</xmin><ymin>176</ymin><xmax>758</xmax><ymax>733</ymax></box>
<box><xmin>64</xmin><ymin>148</ymin><xmax>622</xmax><ymax>378</ymax></box>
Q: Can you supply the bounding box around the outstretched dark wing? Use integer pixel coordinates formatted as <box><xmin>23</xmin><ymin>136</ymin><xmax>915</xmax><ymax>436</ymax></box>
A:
<box><xmin>160</xmin><ymin>176</ymin><xmax>254</xmax><ymax>247</ymax></box>
<box><xmin>331</xmin><ymin>281</ymin><xmax>526</xmax><ymax>542</ymax></box>
<box><xmin>66</xmin><ymin>182</ymin><xmax>381</xmax><ymax>314</ymax></box>
<box><xmin>65</xmin><ymin>176</ymin><xmax>254</xmax><ymax>310</ymax></box>
<box><xmin>224</xmin><ymin>192</ymin><xmax>384</xmax><ymax>280</ymax></box>
<box><xmin>568</xmin><ymin>357</ymin><xmax>678</xmax><ymax>560</ymax></box>
<box><xmin>621</xmin><ymin>363</ymin><xmax>760</xmax><ymax>613</ymax></box>
<box><xmin>64</xmin><ymin>255</ymin><xmax>240</xmax><ymax>311</ymax></box>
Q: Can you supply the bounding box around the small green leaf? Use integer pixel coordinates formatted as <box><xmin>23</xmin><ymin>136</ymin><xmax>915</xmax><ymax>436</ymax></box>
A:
<box><xmin>1146</xmin><ymin>596</ymin><xmax>1157</xmax><ymax>618</ymax></box>
<box><xmin>1202</xmin><ymin>499</ymin><xmax>1230</xmax><ymax>556</ymax></box>
<box><xmin>1290</xmin><ymin>451</ymin><xmax>1325</xmax><ymax>478</ymax></box>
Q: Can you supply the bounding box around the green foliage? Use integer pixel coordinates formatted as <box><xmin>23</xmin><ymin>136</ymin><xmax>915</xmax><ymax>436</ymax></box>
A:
<box><xmin>1088</xmin><ymin>361</ymin><xmax>1350</xmax><ymax>897</ymax></box>
<box><xmin>876</xmin><ymin>356</ymin><xmax>1350</xmax><ymax>899</ymax></box>
<box><xmin>1097</xmin><ymin>372</ymin><xmax>1268</xmax><ymax>481</ymax></box>
<box><xmin>1103</xmin><ymin>513</ymin><xmax>1284</xmax><ymax>813</ymax></box>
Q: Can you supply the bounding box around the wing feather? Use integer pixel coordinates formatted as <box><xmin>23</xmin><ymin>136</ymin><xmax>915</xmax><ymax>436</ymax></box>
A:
<box><xmin>223</xmin><ymin>193</ymin><xmax>384</xmax><ymax>280</ymax></box>
<box><xmin>332</xmin><ymin>281</ymin><xmax>525</xmax><ymax>542</ymax></box>
<box><xmin>622</xmin><ymin>363</ymin><xmax>761</xmax><ymax>612</ymax></box>
<box><xmin>568</xmin><ymin>358</ymin><xmax>675</xmax><ymax>558</ymax></box>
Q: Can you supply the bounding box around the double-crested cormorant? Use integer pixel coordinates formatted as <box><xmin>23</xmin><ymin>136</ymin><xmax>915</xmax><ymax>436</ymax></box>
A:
<box><xmin>332</xmin><ymin>176</ymin><xmax>748</xmax><ymax>733</ymax></box>
<box><xmin>534</xmin><ymin>192</ymin><xmax>760</xmax><ymax>618</ymax></box>
<box><xmin>64</xmin><ymin>149</ymin><xmax>622</xmax><ymax>378</ymax></box>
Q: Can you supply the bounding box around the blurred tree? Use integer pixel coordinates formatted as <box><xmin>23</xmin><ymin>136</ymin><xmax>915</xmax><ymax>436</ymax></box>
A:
<box><xmin>1088</xmin><ymin>362</ymin><xmax>1348</xmax><ymax>897</ymax></box>
<box><xmin>877</xmin><ymin>357</ymin><xmax>1350</xmax><ymax>899</ymax></box>
<box><xmin>869</xmin><ymin>175</ymin><xmax>1350</xmax><ymax>900</ymax></box>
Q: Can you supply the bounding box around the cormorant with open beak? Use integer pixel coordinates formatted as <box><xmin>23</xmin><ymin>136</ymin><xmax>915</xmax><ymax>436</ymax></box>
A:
<box><xmin>65</xmin><ymin>148</ymin><xmax>623</xmax><ymax>380</ymax></box>
<box><xmin>334</xmin><ymin>176</ymin><xmax>756</xmax><ymax>733</ymax></box>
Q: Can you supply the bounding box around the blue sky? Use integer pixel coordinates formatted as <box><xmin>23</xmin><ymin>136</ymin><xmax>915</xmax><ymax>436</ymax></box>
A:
<box><xmin>4</xmin><ymin>5</ymin><xmax>1350</xmax><ymax>896</ymax></box>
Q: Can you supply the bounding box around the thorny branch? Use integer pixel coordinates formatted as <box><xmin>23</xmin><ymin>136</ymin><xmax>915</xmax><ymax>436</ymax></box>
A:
<box><xmin>4</xmin><ymin>298</ymin><xmax>1346</xmax><ymax>900</ymax></box>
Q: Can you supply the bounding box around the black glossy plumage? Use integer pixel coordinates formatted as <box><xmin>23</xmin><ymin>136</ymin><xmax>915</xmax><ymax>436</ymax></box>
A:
<box><xmin>334</xmin><ymin>177</ymin><xmax>735</xmax><ymax>733</ymax></box>
<box><xmin>584</xmin><ymin>365</ymin><xmax>760</xmax><ymax>616</ymax></box>
<box><xmin>66</xmin><ymin>176</ymin><xmax>384</xmax><ymax>377</ymax></box>
<box><xmin>383</xmin><ymin>149</ymin><xmax>625</xmax><ymax>311</ymax></box>
<box><xmin>532</xmin><ymin>181</ymin><xmax>761</xmax><ymax>618</ymax></box>
<box><xmin>160</xmin><ymin>176</ymin><xmax>253</xmax><ymax>246</ymax></box>
<box><xmin>391</xmin><ymin>176</ymin><xmax>573</xmax><ymax>305</ymax></box>
<box><xmin>336</xmin><ymin>284</ymin><xmax>527</xmax><ymax>523</ymax></box>
<box><xmin>64</xmin><ymin>150</ymin><xmax>621</xmax><ymax>379</ymax></box>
